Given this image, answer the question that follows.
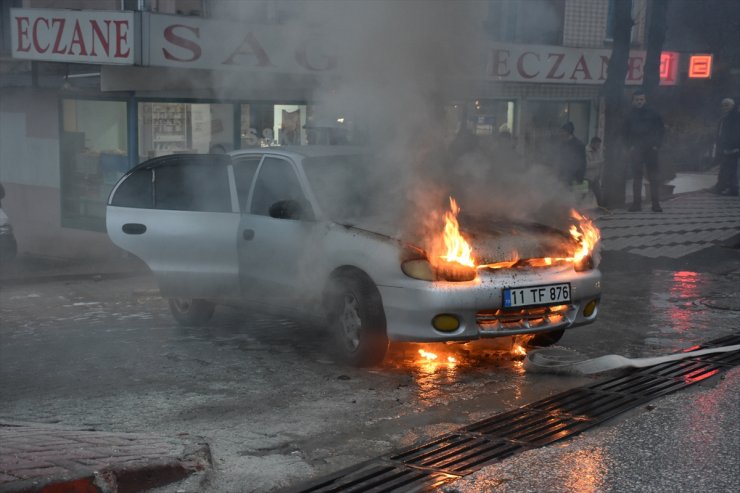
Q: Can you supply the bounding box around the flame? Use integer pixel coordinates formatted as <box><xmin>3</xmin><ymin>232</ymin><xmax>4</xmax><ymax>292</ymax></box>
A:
<box><xmin>428</xmin><ymin>200</ymin><xmax>600</xmax><ymax>276</ymax></box>
<box><xmin>440</xmin><ymin>197</ymin><xmax>475</xmax><ymax>267</ymax></box>
<box><xmin>512</xmin><ymin>344</ymin><xmax>527</xmax><ymax>357</ymax></box>
<box><xmin>416</xmin><ymin>348</ymin><xmax>460</xmax><ymax>367</ymax></box>
<box><xmin>418</xmin><ymin>348</ymin><xmax>438</xmax><ymax>361</ymax></box>
<box><xmin>569</xmin><ymin>209</ymin><xmax>600</xmax><ymax>263</ymax></box>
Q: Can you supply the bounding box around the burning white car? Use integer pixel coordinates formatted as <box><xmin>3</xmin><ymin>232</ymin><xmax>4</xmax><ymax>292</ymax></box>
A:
<box><xmin>106</xmin><ymin>147</ymin><xmax>601</xmax><ymax>366</ymax></box>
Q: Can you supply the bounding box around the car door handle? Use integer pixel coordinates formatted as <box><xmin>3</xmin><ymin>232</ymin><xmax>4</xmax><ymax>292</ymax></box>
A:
<box><xmin>122</xmin><ymin>223</ymin><xmax>147</xmax><ymax>235</ymax></box>
<box><xmin>242</xmin><ymin>229</ymin><xmax>255</xmax><ymax>240</ymax></box>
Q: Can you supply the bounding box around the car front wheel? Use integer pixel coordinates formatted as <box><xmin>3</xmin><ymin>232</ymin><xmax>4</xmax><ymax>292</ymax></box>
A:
<box><xmin>168</xmin><ymin>298</ymin><xmax>215</xmax><ymax>326</ymax></box>
<box><xmin>327</xmin><ymin>275</ymin><xmax>388</xmax><ymax>367</ymax></box>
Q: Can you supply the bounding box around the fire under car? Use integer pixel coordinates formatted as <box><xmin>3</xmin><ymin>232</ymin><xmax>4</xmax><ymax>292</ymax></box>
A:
<box><xmin>106</xmin><ymin>146</ymin><xmax>601</xmax><ymax>366</ymax></box>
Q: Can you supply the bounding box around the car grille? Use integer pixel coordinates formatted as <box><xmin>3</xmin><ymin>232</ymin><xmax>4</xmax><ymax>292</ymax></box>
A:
<box><xmin>476</xmin><ymin>304</ymin><xmax>575</xmax><ymax>332</ymax></box>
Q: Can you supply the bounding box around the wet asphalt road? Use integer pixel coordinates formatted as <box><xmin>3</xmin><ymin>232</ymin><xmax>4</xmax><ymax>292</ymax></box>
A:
<box><xmin>0</xmin><ymin>248</ymin><xmax>738</xmax><ymax>492</ymax></box>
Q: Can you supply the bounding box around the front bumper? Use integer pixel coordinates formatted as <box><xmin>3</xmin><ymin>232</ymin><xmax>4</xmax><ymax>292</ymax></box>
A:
<box><xmin>378</xmin><ymin>265</ymin><xmax>601</xmax><ymax>342</ymax></box>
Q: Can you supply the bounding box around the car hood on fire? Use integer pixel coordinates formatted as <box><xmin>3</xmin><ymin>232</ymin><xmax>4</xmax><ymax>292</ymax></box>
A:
<box><xmin>339</xmin><ymin>215</ymin><xmax>574</xmax><ymax>264</ymax></box>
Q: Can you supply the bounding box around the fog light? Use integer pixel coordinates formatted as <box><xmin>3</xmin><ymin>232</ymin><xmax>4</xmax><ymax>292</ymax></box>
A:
<box><xmin>432</xmin><ymin>314</ymin><xmax>460</xmax><ymax>332</ymax></box>
<box><xmin>583</xmin><ymin>299</ymin><xmax>598</xmax><ymax>317</ymax></box>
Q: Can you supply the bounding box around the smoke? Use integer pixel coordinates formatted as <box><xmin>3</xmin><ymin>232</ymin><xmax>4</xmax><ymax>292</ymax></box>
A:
<box><xmin>209</xmin><ymin>0</ymin><xmax>580</xmax><ymax>244</ymax></box>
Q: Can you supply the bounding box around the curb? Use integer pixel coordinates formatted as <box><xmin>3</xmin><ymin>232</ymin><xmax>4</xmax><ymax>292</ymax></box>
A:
<box><xmin>0</xmin><ymin>422</ymin><xmax>212</xmax><ymax>493</ymax></box>
<box><xmin>1</xmin><ymin>457</ymin><xmax>205</xmax><ymax>493</ymax></box>
<box><xmin>0</xmin><ymin>270</ymin><xmax>149</xmax><ymax>287</ymax></box>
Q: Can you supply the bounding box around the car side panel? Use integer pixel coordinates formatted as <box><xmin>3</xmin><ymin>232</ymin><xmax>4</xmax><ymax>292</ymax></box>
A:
<box><xmin>107</xmin><ymin>206</ymin><xmax>241</xmax><ymax>299</ymax></box>
<box><xmin>239</xmin><ymin>214</ymin><xmax>325</xmax><ymax>301</ymax></box>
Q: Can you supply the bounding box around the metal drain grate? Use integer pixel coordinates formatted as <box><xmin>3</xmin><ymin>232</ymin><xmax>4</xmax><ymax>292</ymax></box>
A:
<box><xmin>283</xmin><ymin>334</ymin><xmax>740</xmax><ymax>493</ymax></box>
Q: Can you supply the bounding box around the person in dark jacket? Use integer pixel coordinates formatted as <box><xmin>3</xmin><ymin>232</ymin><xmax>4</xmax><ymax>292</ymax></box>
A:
<box><xmin>623</xmin><ymin>90</ymin><xmax>665</xmax><ymax>212</ymax></box>
<box><xmin>709</xmin><ymin>98</ymin><xmax>740</xmax><ymax>196</ymax></box>
<box><xmin>555</xmin><ymin>121</ymin><xmax>587</xmax><ymax>186</ymax></box>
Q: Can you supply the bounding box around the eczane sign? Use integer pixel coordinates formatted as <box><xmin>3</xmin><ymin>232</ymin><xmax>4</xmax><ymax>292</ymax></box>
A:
<box><xmin>488</xmin><ymin>43</ymin><xmax>678</xmax><ymax>85</ymax></box>
<box><xmin>10</xmin><ymin>8</ymin><xmax>135</xmax><ymax>65</ymax></box>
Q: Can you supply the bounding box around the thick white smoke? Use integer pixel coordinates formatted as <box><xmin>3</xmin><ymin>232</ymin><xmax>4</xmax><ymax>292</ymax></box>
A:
<box><xmin>214</xmin><ymin>0</ymin><xmax>578</xmax><ymax>242</ymax></box>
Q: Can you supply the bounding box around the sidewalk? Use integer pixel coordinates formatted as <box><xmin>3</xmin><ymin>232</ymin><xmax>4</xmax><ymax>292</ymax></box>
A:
<box><xmin>0</xmin><ymin>253</ymin><xmax>150</xmax><ymax>286</ymax></box>
<box><xmin>443</xmin><ymin>366</ymin><xmax>740</xmax><ymax>493</ymax></box>
<box><xmin>0</xmin><ymin>421</ymin><xmax>211</xmax><ymax>493</ymax></box>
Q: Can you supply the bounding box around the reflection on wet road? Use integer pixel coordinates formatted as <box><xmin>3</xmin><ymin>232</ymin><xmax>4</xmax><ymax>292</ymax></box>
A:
<box><xmin>382</xmin><ymin>341</ymin><xmax>528</xmax><ymax>409</ymax></box>
<box><xmin>645</xmin><ymin>270</ymin><xmax>739</xmax><ymax>351</ymax></box>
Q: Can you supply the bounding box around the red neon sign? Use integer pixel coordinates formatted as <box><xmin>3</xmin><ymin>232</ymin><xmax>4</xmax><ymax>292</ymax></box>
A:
<box><xmin>659</xmin><ymin>51</ymin><xmax>679</xmax><ymax>85</ymax></box>
<box><xmin>689</xmin><ymin>54</ymin><xmax>713</xmax><ymax>78</ymax></box>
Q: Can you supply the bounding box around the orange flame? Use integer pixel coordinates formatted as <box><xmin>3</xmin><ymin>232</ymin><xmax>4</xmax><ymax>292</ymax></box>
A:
<box><xmin>512</xmin><ymin>344</ymin><xmax>528</xmax><ymax>357</ymax></box>
<box><xmin>569</xmin><ymin>209</ymin><xmax>600</xmax><ymax>263</ymax></box>
<box><xmin>430</xmin><ymin>200</ymin><xmax>599</xmax><ymax>274</ymax></box>
<box><xmin>417</xmin><ymin>348</ymin><xmax>460</xmax><ymax>367</ymax></box>
<box><xmin>440</xmin><ymin>197</ymin><xmax>475</xmax><ymax>267</ymax></box>
<box><xmin>418</xmin><ymin>348</ymin><xmax>438</xmax><ymax>361</ymax></box>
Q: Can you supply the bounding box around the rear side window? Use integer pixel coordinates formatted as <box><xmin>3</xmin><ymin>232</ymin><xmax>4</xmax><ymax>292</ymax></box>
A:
<box><xmin>110</xmin><ymin>169</ymin><xmax>153</xmax><ymax>208</ymax></box>
<box><xmin>154</xmin><ymin>160</ymin><xmax>231</xmax><ymax>212</ymax></box>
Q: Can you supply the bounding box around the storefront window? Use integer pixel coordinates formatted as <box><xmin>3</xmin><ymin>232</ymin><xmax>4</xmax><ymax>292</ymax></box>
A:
<box><xmin>274</xmin><ymin>104</ymin><xmax>307</xmax><ymax>145</ymax></box>
<box><xmin>60</xmin><ymin>98</ymin><xmax>128</xmax><ymax>230</ymax></box>
<box><xmin>240</xmin><ymin>103</ymin><xmax>308</xmax><ymax>147</ymax></box>
<box><xmin>138</xmin><ymin>102</ymin><xmax>234</xmax><ymax>161</ymax></box>
<box><xmin>525</xmin><ymin>100</ymin><xmax>590</xmax><ymax>165</ymax></box>
<box><xmin>444</xmin><ymin>100</ymin><xmax>517</xmax><ymax>145</ymax></box>
<box><xmin>471</xmin><ymin>99</ymin><xmax>516</xmax><ymax>137</ymax></box>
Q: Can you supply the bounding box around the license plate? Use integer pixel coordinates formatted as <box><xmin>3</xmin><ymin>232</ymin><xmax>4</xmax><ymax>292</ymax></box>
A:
<box><xmin>503</xmin><ymin>283</ymin><xmax>571</xmax><ymax>308</ymax></box>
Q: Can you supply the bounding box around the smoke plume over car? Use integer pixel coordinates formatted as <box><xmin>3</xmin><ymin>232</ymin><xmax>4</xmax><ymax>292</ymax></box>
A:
<box><xmin>213</xmin><ymin>0</ymin><xmax>581</xmax><ymax>239</ymax></box>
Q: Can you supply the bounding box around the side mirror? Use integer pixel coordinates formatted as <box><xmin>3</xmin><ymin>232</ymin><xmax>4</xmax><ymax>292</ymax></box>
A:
<box><xmin>269</xmin><ymin>199</ymin><xmax>307</xmax><ymax>220</ymax></box>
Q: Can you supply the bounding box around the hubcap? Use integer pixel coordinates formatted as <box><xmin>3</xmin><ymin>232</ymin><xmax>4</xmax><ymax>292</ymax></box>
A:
<box><xmin>339</xmin><ymin>294</ymin><xmax>362</xmax><ymax>351</ymax></box>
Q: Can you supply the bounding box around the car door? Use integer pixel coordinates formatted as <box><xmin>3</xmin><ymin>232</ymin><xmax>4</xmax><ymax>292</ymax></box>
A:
<box><xmin>107</xmin><ymin>154</ymin><xmax>242</xmax><ymax>300</ymax></box>
<box><xmin>238</xmin><ymin>155</ymin><xmax>321</xmax><ymax>301</ymax></box>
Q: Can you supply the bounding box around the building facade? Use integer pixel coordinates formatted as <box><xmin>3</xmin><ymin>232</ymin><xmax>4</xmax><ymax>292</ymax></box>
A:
<box><xmin>1</xmin><ymin>0</ymin><xmax>689</xmax><ymax>262</ymax></box>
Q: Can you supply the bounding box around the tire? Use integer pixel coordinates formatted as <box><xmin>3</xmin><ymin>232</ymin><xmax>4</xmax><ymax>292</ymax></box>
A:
<box><xmin>526</xmin><ymin>328</ymin><xmax>565</xmax><ymax>348</ymax></box>
<box><xmin>168</xmin><ymin>298</ymin><xmax>215</xmax><ymax>326</ymax></box>
<box><xmin>327</xmin><ymin>274</ymin><xmax>389</xmax><ymax>367</ymax></box>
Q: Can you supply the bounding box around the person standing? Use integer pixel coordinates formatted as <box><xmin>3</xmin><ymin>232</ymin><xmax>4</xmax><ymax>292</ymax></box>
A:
<box><xmin>623</xmin><ymin>90</ymin><xmax>665</xmax><ymax>212</ymax></box>
<box><xmin>585</xmin><ymin>137</ymin><xmax>604</xmax><ymax>206</ymax></box>
<box><xmin>709</xmin><ymin>98</ymin><xmax>740</xmax><ymax>196</ymax></box>
<box><xmin>555</xmin><ymin>122</ymin><xmax>587</xmax><ymax>187</ymax></box>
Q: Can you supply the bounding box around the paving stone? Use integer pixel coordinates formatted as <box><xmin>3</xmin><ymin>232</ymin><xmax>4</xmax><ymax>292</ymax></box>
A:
<box><xmin>599</xmin><ymin>191</ymin><xmax>740</xmax><ymax>258</ymax></box>
<box><xmin>0</xmin><ymin>422</ymin><xmax>211</xmax><ymax>493</ymax></box>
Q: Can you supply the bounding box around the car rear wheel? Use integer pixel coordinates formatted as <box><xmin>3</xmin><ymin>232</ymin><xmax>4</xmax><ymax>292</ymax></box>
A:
<box><xmin>327</xmin><ymin>275</ymin><xmax>388</xmax><ymax>367</ymax></box>
<box><xmin>168</xmin><ymin>298</ymin><xmax>215</xmax><ymax>326</ymax></box>
<box><xmin>526</xmin><ymin>328</ymin><xmax>565</xmax><ymax>347</ymax></box>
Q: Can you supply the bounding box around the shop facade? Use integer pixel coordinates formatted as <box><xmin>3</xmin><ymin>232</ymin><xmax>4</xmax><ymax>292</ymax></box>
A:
<box><xmin>2</xmin><ymin>1</ymin><xmax>680</xmax><ymax>262</ymax></box>
<box><xmin>1</xmin><ymin>6</ymin><xmax>336</xmax><ymax>258</ymax></box>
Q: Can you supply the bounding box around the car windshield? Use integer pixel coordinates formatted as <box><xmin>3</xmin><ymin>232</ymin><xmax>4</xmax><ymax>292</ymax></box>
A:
<box><xmin>303</xmin><ymin>154</ymin><xmax>377</xmax><ymax>223</ymax></box>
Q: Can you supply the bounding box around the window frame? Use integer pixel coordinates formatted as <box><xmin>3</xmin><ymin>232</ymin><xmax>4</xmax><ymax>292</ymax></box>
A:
<box><xmin>249</xmin><ymin>155</ymin><xmax>313</xmax><ymax>219</ymax></box>
<box><xmin>59</xmin><ymin>94</ymin><xmax>132</xmax><ymax>232</ymax></box>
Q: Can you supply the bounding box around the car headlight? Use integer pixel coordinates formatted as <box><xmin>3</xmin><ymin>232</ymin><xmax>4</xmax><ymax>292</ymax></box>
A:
<box><xmin>402</xmin><ymin>258</ymin><xmax>477</xmax><ymax>282</ymax></box>
<box><xmin>402</xmin><ymin>259</ymin><xmax>435</xmax><ymax>281</ymax></box>
<box><xmin>574</xmin><ymin>254</ymin><xmax>594</xmax><ymax>272</ymax></box>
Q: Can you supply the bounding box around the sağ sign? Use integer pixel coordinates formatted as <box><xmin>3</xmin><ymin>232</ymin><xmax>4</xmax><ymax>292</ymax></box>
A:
<box><xmin>143</xmin><ymin>13</ymin><xmax>337</xmax><ymax>74</ymax></box>
<box><xmin>487</xmin><ymin>43</ymin><xmax>679</xmax><ymax>86</ymax></box>
<box><xmin>10</xmin><ymin>8</ymin><xmax>136</xmax><ymax>65</ymax></box>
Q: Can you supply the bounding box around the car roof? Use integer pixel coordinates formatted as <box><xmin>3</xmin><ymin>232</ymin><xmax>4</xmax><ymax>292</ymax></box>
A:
<box><xmin>229</xmin><ymin>145</ymin><xmax>366</xmax><ymax>161</ymax></box>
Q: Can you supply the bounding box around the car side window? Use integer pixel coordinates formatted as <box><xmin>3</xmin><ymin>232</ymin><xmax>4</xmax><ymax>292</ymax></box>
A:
<box><xmin>233</xmin><ymin>156</ymin><xmax>261</xmax><ymax>212</ymax></box>
<box><xmin>154</xmin><ymin>159</ymin><xmax>231</xmax><ymax>212</ymax></box>
<box><xmin>250</xmin><ymin>157</ymin><xmax>308</xmax><ymax>217</ymax></box>
<box><xmin>110</xmin><ymin>168</ymin><xmax>153</xmax><ymax>208</ymax></box>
